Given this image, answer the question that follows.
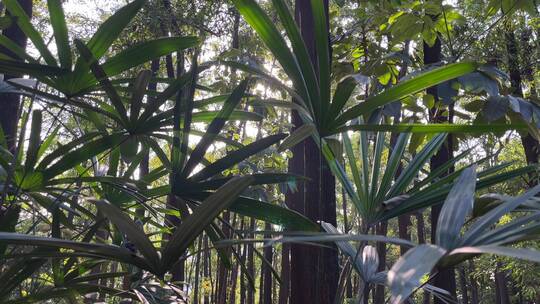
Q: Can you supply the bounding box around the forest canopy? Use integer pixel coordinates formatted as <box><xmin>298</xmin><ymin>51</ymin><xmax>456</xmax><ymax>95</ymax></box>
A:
<box><xmin>0</xmin><ymin>0</ymin><xmax>540</xmax><ymax>303</ymax></box>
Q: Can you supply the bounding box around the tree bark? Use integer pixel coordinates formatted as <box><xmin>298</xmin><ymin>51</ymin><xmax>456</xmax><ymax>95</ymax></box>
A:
<box><xmin>504</xmin><ymin>21</ymin><xmax>539</xmax><ymax>170</ymax></box>
<box><xmin>288</xmin><ymin>1</ymin><xmax>339</xmax><ymax>303</ymax></box>
<box><xmin>193</xmin><ymin>237</ymin><xmax>203</xmax><ymax>304</ymax></box>
<box><xmin>468</xmin><ymin>260</ymin><xmax>479</xmax><ymax>304</ymax></box>
<box><xmin>424</xmin><ymin>36</ymin><xmax>457</xmax><ymax>302</ymax></box>
<box><xmin>260</xmin><ymin>222</ymin><xmax>273</xmax><ymax>304</ymax></box>
<box><xmin>203</xmin><ymin>235</ymin><xmax>211</xmax><ymax>304</ymax></box>
<box><xmin>495</xmin><ymin>264</ymin><xmax>510</xmax><ymax>304</ymax></box>
<box><xmin>416</xmin><ymin>212</ymin><xmax>430</xmax><ymax>304</ymax></box>
<box><xmin>0</xmin><ymin>0</ymin><xmax>32</xmax><ymax>152</ymax></box>
<box><xmin>278</xmin><ymin>242</ymin><xmax>290</xmax><ymax>304</ymax></box>
<box><xmin>246</xmin><ymin>218</ymin><xmax>255</xmax><ymax>304</ymax></box>
<box><xmin>216</xmin><ymin>212</ymin><xmax>231</xmax><ymax>304</ymax></box>
<box><xmin>0</xmin><ymin>0</ymin><xmax>32</xmax><ymax>240</ymax></box>
<box><xmin>374</xmin><ymin>222</ymin><xmax>388</xmax><ymax>304</ymax></box>
<box><xmin>458</xmin><ymin>266</ymin><xmax>470</xmax><ymax>304</ymax></box>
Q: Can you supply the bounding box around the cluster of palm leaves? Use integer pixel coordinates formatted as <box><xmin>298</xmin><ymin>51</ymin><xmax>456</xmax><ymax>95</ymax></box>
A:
<box><xmin>1</xmin><ymin>0</ymin><xmax>540</xmax><ymax>303</ymax></box>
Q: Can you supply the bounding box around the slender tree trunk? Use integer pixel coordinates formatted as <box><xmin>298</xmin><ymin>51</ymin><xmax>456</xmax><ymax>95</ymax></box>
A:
<box><xmin>246</xmin><ymin>218</ymin><xmax>255</xmax><ymax>304</ymax></box>
<box><xmin>278</xmin><ymin>242</ymin><xmax>290</xmax><ymax>304</ymax></box>
<box><xmin>0</xmin><ymin>0</ymin><xmax>32</xmax><ymax>245</ymax></box>
<box><xmin>203</xmin><ymin>235</ymin><xmax>211</xmax><ymax>304</ymax></box>
<box><xmin>341</xmin><ymin>185</ymin><xmax>354</xmax><ymax>301</ymax></box>
<box><xmin>229</xmin><ymin>219</ymin><xmax>242</xmax><ymax>304</ymax></box>
<box><xmin>374</xmin><ymin>222</ymin><xmax>388</xmax><ymax>304</ymax></box>
<box><xmin>416</xmin><ymin>211</ymin><xmax>430</xmax><ymax>304</ymax></box>
<box><xmin>135</xmin><ymin>58</ymin><xmax>159</xmax><ymax>221</ymax></box>
<box><xmin>458</xmin><ymin>266</ymin><xmax>470</xmax><ymax>304</ymax></box>
<box><xmin>495</xmin><ymin>264</ymin><xmax>510</xmax><ymax>304</ymax></box>
<box><xmin>505</xmin><ymin>21</ymin><xmax>539</xmax><ymax>169</ymax></box>
<box><xmin>289</xmin><ymin>1</ymin><xmax>338</xmax><ymax>303</ymax></box>
<box><xmin>259</xmin><ymin>222</ymin><xmax>273</xmax><ymax>304</ymax></box>
<box><xmin>240</xmin><ymin>221</ymin><xmax>247</xmax><ymax>304</ymax></box>
<box><xmin>468</xmin><ymin>261</ymin><xmax>479</xmax><ymax>304</ymax></box>
<box><xmin>0</xmin><ymin>0</ymin><xmax>31</xmax><ymax>152</ymax></box>
<box><xmin>193</xmin><ymin>237</ymin><xmax>203</xmax><ymax>304</ymax></box>
<box><xmin>424</xmin><ymin>36</ymin><xmax>457</xmax><ymax>302</ymax></box>
<box><xmin>215</xmin><ymin>10</ymin><xmax>241</xmax><ymax>301</ymax></box>
<box><xmin>393</xmin><ymin>128</ymin><xmax>410</xmax><ymax>255</ymax></box>
<box><xmin>216</xmin><ymin>212</ymin><xmax>231</xmax><ymax>304</ymax></box>
<box><xmin>395</xmin><ymin>41</ymin><xmax>412</xmax><ymax>256</ymax></box>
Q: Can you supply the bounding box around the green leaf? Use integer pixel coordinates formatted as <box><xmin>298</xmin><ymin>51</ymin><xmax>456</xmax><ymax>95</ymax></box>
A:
<box><xmin>374</xmin><ymin>133</ymin><xmax>409</xmax><ymax>204</ymax></box>
<box><xmin>271</xmin><ymin>0</ymin><xmax>320</xmax><ymax>119</ymax></box>
<box><xmin>47</xmin><ymin>0</ymin><xmax>71</xmax><ymax>68</ymax></box>
<box><xmin>310</xmin><ymin>0</ymin><xmax>331</xmax><ymax>116</ymax></box>
<box><xmin>0</xmin><ymin>257</ymin><xmax>46</xmax><ymax>299</ymax></box>
<box><xmin>4</xmin><ymin>284</ymin><xmax>137</xmax><ymax>304</ymax></box>
<box><xmin>102</xmin><ymin>36</ymin><xmax>199</xmax><ymax>77</ymax></box>
<box><xmin>42</xmin><ymin>134</ymin><xmax>126</xmax><ymax>180</ymax></box>
<box><xmin>450</xmin><ymin>246</ymin><xmax>540</xmax><ymax>264</ymax></box>
<box><xmin>3</xmin><ymin>0</ymin><xmax>57</xmax><ymax>66</ymax></box>
<box><xmin>181</xmin><ymin>79</ymin><xmax>249</xmax><ymax>177</ymax></box>
<box><xmin>261</xmin><ymin>232</ymin><xmax>416</xmax><ymax>248</ymax></box>
<box><xmin>0</xmin><ymin>232</ymin><xmax>152</xmax><ymax>271</ymax></box>
<box><xmin>335</xmin><ymin>62</ymin><xmax>479</xmax><ymax>126</ymax></box>
<box><xmin>138</xmin><ymin>70</ymin><xmax>195</xmax><ymax>125</ymax></box>
<box><xmin>388</xmin><ymin>134</ymin><xmax>446</xmax><ymax>198</ymax></box>
<box><xmin>191</xmin><ymin>110</ymin><xmax>262</xmax><ymax>123</ymax></box>
<box><xmin>228</xmin><ymin>195</ymin><xmax>319</xmax><ymax>231</ymax></box>
<box><xmin>328</xmin><ymin>77</ymin><xmax>356</xmax><ymax>127</ymax></box>
<box><xmin>36</xmin><ymin>132</ymin><xmax>101</xmax><ymax>171</ymax></box>
<box><xmin>436</xmin><ymin>166</ymin><xmax>477</xmax><ymax>249</ymax></box>
<box><xmin>333</xmin><ymin>123</ymin><xmax>529</xmax><ymax>134</ymax></box>
<box><xmin>92</xmin><ymin>199</ymin><xmax>160</xmax><ymax>272</ymax></box>
<box><xmin>160</xmin><ymin>176</ymin><xmax>254</xmax><ymax>273</ymax></box>
<box><xmin>342</xmin><ymin>132</ymin><xmax>366</xmax><ymax>206</ymax></box>
<box><xmin>36</xmin><ymin>126</ymin><xmax>59</xmax><ymax>161</ymax></box>
<box><xmin>0</xmin><ymin>36</ymin><xmax>37</xmax><ymax>63</ymax></box>
<box><xmin>0</xmin><ymin>59</ymin><xmax>66</xmax><ymax>77</ymax></box>
<box><xmin>70</xmin><ymin>0</ymin><xmax>146</xmax><ymax>89</ymax></box>
<box><xmin>278</xmin><ymin>124</ymin><xmax>316</xmax><ymax>152</ymax></box>
<box><xmin>129</xmin><ymin>69</ymin><xmax>152</xmax><ymax>124</ymax></box>
<box><xmin>460</xmin><ymin>184</ymin><xmax>540</xmax><ymax>246</ymax></box>
<box><xmin>74</xmin><ymin>39</ymin><xmax>129</xmax><ymax>125</ymax></box>
<box><xmin>85</xmin><ymin>0</ymin><xmax>145</xmax><ymax>59</ymax></box>
<box><xmin>321</xmin><ymin>222</ymin><xmax>379</xmax><ymax>282</ymax></box>
<box><xmin>232</xmin><ymin>0</ymin><xmax>309</xmax><ymax>110</ymax></box>
<box><xmin>24</xmin><ymin>110</ymin><xmax>42</xmax><ymax>171</ymax></box>
<box><xmin>189</xmin><ymin>133</ymin><xmax>286</xmax><ymax>182</ymax></box>
<box><xmin>387</xmin><ymin>244</ymin><xmax>446</xmax><ymax>303</ymax></box>
<box><xmin>189</xmin><ymin>173</ymin><xmax>307</xmax><ymax>192</ymax></box>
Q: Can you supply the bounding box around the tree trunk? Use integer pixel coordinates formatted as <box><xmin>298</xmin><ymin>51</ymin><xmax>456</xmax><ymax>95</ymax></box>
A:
<box><xmin>203</xmin><ymin>235</ymin><xmax>211</xmax><ymax>304</ymax></box>
<box><xmin>278</xmin><ymin>242</ymin><xmax>290</xmax><ymax>304</ymax></box>
<box><xmin>374</xmin><ymin>222</ymin><xmax>388</xmax><ymax>304</ymax></box>
<box><xmin>240</xmin><ymin>221</ymin><xmax>247</xmax><ymax>304</ymax></box>
<box><xmin>424</xmin><ymin>36</ymin><xmax>457</xmax><ymax>302</ymax></box>
<box><xmin>246</xmin><ymin>218</ymin><xmax>255</xmax><ymax>304</ymax></box>
<box><xmin>193</xmin><ymin>237</ymin><xmax>203</xmax><ymax>304</ymax></box>
<box><xmin>216</xmin><ymin>212</ymin><xmax>231</xmax><ymax>304</ymax></box>
<box><xmin>259</xmin><ymin>222</ymin><xmax>273</xmax><ymax>304</ymax></box>
<box><xmin>416</xmin><ymin>212</ymin><xmax>430</xmax><ymax>304</ymax></box>
<box><xmin>229</xmin><ymin>220</ymin><xmax>242</xmax><ymax>304</ymax></box>
<box><xmin>289</xmin><ymin>1</ymin><xmax>338</xmax><ymax>303</ymax></box>
<box><xmin>504</xmin><ymin>21</ymin><xmax>539</xmax><ymax>170</ymax></box>
<box><xmin>458</xmin><ymin>266</ymin><xmax>470</xmax><ymax>304</ymax></box>
<box><xmin>0</xmin><ymin>0</ymin><xmax>31</xmax><ymax>152</ymax></box>
<box><xmin>0</xmin><ymin>0</ymin><xmax>32</xmax><ymax>242</ymax></box>
<box><xmin>468</xmin><ymin>261</ymin><xmax>479</xmax><ymax>304</ymax></box>
<box><xmin>495</xmin><ymin>264</ymin><xmax>510</xmax><ymax>304</ymax></box>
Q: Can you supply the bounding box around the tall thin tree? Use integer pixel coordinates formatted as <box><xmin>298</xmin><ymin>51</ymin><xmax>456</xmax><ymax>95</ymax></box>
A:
<box><xmin>288</xmin><ymin>1</ymin><xmax>338</xmax><ymax>303</ymax></box>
